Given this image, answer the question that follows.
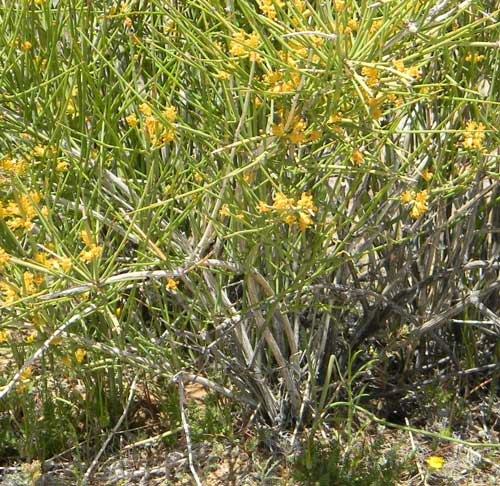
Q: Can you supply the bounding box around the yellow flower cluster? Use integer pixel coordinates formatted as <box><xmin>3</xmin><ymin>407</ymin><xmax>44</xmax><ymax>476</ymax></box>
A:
<box><xmin>465</xmin><ymin>53</ymin><xmax>484</xmax><ymax>63</ymax></box>
<box><xmin>0</xmin><ymin>266</ymin><xmax>47</xmax><ymax>307</ymax></box>
<box><xmin>219</xmin><ymin>203</ymin><xmax>230</xmax><ymax>217</ymax></box>
<box><xmin>125</xmin><ymin>102</ymin><xmax>176</xmax><ymax>146</ymax></box>
<box><xmin>330</xmin><ymin>17</ymin><xmax>359</xmax><ymax>35</ymax></box>
<box><xmin>426</xmin><ymin>456</ymin><xmax>444</xmax><ymax>470</ymax></box>
<box><xmin>15</xmin><ymin>364</ymin><xmax>34</xmax><ymax>392</ymax></box>
<box><xmin>258</xmin><ymin>32</ymin><xmax>323</xmax><ymax>99</ymax></box>
<box><xmin>0</xmin><ymin>248</ymin><xmax>10</xmax><ymax>270</ymax></box>
<box><xmin>282</xmin><ymin>37</ymin><xmax>323</xmax><ymax>68</ymax></box>
<box><xmin>0</xmin><ymin>192</ymin><xmax>45</xmax><ymax>231</ymax></box>
<box><xmin>392</xmin><ymin>59</ymin><xmax>420</xmax><ymax>79</ymax></box>
<box><xmin>271</xmin><ymin>111</ymin><xmax>319</xmax><ymax>145</ymax></box>
<box><xmin>351</xmin><ymin>149</ymin><xmax>364</xmax><ymax>164</ymax></box>
<box><xmin>23</xmin><ymin>271</ymin><xmax>40</xmax><ymax>295</ymax></box>
<box><xmin>273</xmin><ymin>116</ymin><xmax>305</xmax><ymax>144</ymax></box>
<box><xmin>25</xmin><ymin>330</ymin><xmax>37</xmax><ymax>344</ymax></box>
<box><xmin>462</xmin><ymin>120</ymin><xmax>485</xmax><ymax>149</ymax></box>
<box><xmin>421</xmin><ymin>169</ymin><xmax>433</xmax><ymax>182</ymax></box>
<box><xmin>340</xmin><ymin>18</ymin><xmax>359</xmax><ymax>35</ymax></box>
<box><xmin>0</xmin><ymin>281</ymin><xmax>17</xmax><ymax>306</ymax></box>
<box><xmin>216</xmin><ymin>70</ymin><xmax>231</xmax><ymax>80</ymax></box>
<box><xmin>166</xmin><ymin>277</ymin><xmax>178</xmax><ymax>290</ymax></box>
<box><xmin>0</xmin><ymin>329</ymin><xmax>9</xmax><ymax>342</ymax></box>
<box><xmin>258</xmin><ymin>0</ymin><xmax>284</xmax><ymax>20</ymax></box>
<box><xmin>361</xmin><ymin>66</ymin><xmax>379</xmax><ymax>86</ymax></box>
<box><xmin>74</xmin><ymin>348</ymin><xmax>87</xmax><ymax>363</ymax></box>
<box><xmin>65</xmin><ymin>86</ymin><xmax>79</xmax><ymax>116</ymax></box>
<box><xmin>401</xmin><ymin>189</ymin><xmax>429</xmax><ymax>219</ymax></box>
<box><xmin>262</xmin><ymin>69</ymin><xmax>301</xmax><ymax>94</ymax></box>
<box><xmin>334</xmin><ymin>0</ymin><xmax>345</xmax><ymax>11</ymax></box>
<box><xmin>367</xmin><ymin>95</ymin><xmax>385</xmax><ymax>119</ymax></box>
<box><xmin>0</xmin><ymin>156</ymin><xmax>26</xmax><ymax>183</ymax></box>
<box><xmin>79</xmin><ymin>230</ymin><xmax>103</xmax><ymax>263</ymax></box>
<box><xmin>20</xmin><ymin>365</ymin><xmax>33</xmax><ymax>380</ymax></box>
<box><xmin>370</xmin><ymin>19</ymin><xmax>383</xmax><ymax>35</ymax></box>
<box><xmin>229</xmin><ymin>30</ymin><xmax>261</xmax><ymax>62</ymax></box>
<box><xmin>34</xmin><ymin>250</ymin><xmax>72</xmax><ymax>272</ymax></box>
<box><xmin>362</xmin><ymin>60</ymin><xmax>420</xmax><ymax>87</ymax></box>
<box><xmin>125</xmin><ymin>113</ymin><xmax>138</xmax><ymax>127</ymax></box>
<box><xmin>33</xmin><ymin>144</ymin><xmax>54</xmax><ymax>158</ymax></box>
<box><xmin>258</xmin><ymin>191</ymin><xmax>317</xmax><ymax>231</ymax></box>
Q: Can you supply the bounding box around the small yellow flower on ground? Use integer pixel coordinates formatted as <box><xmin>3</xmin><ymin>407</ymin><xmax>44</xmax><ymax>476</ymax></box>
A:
<box><xmin>258</xmin><ymin>0</ymin><xmax>284</xmax><ymax>20</ymax></box>
<box><xmin>0</xmin><ymin>282</ymin><xmax>17</xmax><ymax>305</ymax></box>
<box><xmin>80</xmin><ymin>230</ymin><xmax>94</xmax><ymax>247</ymax></box>
<box><xmin>258</xmin><ymin>190</ymin><xmax>317</xmax><ymax>230</ymax></box>
<box><xmin>347</xmin><ymin>18</ymin><xmax>359</xmax><ymax>31</ymax></box>
<box><xmin>166</xmin><ymin>277</ymin><xmax>178</xmax><ymax>290</ymax></box>
<box><xmin>229</xmin><ymin>31</ymin><xmax>247</xmax><ymax>56</ymax></box>
<box><xmin>79</xmin><ymin>230</ymin><xmax>103</xmax><ymax>262</ymax></box>
<box><xmin>425</xmin><ymin>456</ymin><xmax>444</xmax><ymax>470</ymax></box>
<box><xmin>272</xmin><ymin>122</ymin><xmax>285</xmax><ymax>137</ymax></box>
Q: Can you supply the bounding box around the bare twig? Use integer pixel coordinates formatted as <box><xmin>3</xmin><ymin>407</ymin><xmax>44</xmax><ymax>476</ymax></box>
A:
<box><xmin>174</xmin><ymin>374</ymin><xmax>202</xmax><ymax>486</ymax></box>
